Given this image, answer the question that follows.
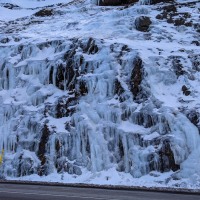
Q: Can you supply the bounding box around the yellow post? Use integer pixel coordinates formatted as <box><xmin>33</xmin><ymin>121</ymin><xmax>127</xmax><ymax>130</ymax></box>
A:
<box><xmin>0</xmin><ymin>149</ymin><xmax>4</xmax><ymax>165</ymax></box>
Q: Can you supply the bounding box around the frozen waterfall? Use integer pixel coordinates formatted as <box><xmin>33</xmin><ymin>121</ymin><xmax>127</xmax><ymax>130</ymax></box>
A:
<box><xmin>0</xmin><ymin>37</ymin><xmax>200</xmax><ymax>183</ymax></box>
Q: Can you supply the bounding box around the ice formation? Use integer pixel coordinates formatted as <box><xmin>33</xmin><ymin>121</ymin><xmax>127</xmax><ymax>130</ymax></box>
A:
<box><xmin>0</xmin><ymin>0</ymin><xmax>200</xmax><ymax>188</ymax></box>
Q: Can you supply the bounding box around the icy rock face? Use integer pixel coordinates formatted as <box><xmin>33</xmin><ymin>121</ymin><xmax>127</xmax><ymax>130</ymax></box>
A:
<box><xmin>0</xmin><ymin>0</ymin><xmax>200</xmax><ymax>187</ymax></box>
<box><xmin>0</xmin><ymin>36</ymin><xmax>199</xmax><ymax>180</ymax></box>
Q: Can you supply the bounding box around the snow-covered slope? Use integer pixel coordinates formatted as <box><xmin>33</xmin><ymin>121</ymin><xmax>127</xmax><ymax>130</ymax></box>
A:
<box><xmin>0</xmin><ymin>0</ymin><xmax>200</xmax><ymax>188</ymax></box>
<box><xmin>0</xmin><ymin>0</ymin><xmax>72</xmax><ymax>8</ymax></box>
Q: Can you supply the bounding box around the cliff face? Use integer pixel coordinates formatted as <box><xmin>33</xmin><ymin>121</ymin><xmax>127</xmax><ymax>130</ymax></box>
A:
<box><xmin>0</xmin><ymin>0</ymin><xmax>200</xmax><ymax>187</ymax></box>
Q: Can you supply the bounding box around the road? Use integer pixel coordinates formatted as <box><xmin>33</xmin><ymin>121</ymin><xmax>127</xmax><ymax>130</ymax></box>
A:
<box><xmin>0</xmin><ymin>183</ymin><xmax>199</xmax><ymax>200</ymax></box>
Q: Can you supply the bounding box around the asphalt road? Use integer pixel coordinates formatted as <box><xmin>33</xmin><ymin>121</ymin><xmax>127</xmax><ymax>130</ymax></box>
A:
<box><xmin>0</xmin><ymin>183</ymin><xmax>199</xmax><ymax>200</ymax></box>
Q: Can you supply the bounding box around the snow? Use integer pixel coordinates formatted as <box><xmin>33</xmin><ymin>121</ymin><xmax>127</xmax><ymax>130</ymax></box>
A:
<box><xmin>0</xmin><ymin>7</ymin><xmax>35</xmax><ymax>21</ymax></box>
<box><xmin>0</xmin><ymin>0</ymin><xmax>72</xmax><ymax>8</ymax></box>
<box><xmin>143</xmin><ymin>132</ymin><xmax>160</xmax><ymax>141</ymax></box>
<box><xmin>119</xmin><ymin>121</ymin><xmax>148</xmax><ymax>134</ymax></box>
<box><xmin>7</xmin><ymin>167</ymin><xmax>199</xmax><ymax>189</ymax></box>
<box><xmin>0</xmin><ymin>0</ymin><xmax>72</xmax><ymax>21</ymax></box>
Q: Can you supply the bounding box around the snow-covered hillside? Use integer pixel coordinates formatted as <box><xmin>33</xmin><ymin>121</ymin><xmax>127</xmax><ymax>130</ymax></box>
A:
<box><xmin>0</xmin><ymin>0</ymin><xmax>200</xmax><ymax>188</ymax></box>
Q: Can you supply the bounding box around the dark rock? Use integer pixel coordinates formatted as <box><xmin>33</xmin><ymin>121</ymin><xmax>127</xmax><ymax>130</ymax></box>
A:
<box><xmin>189</xmin><ymin>54</ymin><xmax>200</xmax><ymax>71</ymax></box>
<box><xmin>159</xmin><ymin>140</ymin><xmax>180</xmax><ymax>172</ymax></box>
<box><xmin>83</xmin><ymin>38</ymin><xmax>98</xmax><ymax>54</ymax></box>
<box><xmin>165</xmin><ymin>15</ymin><xmax>192</xmax><ymax>27</ymax></box>
<box><xmin>1</xmin><ymin>3</ymin><xmax>20</xmax><ymax>9</ymax></box>
<box><xmin>14</xmin><ymin>37</ymin><xmax>21</xmax><ymax>42</ymax></box>
<box><xmin>163</xmin><ymin>4</ymin><xmax>177</xmax><ymax>13</ymax></box>
<box><xmin>174</xmin><ymin>18</ymin><xmax>186</xmax><ymax>26</ymax></box>
<box><xmin>78</xmin><ymin>80</ymin><xmax>88</xmax><ymax>96</ymax></box>
<box><xmin>55</xmin><ymin>139</ymin><xmax>61</xmax><ymax>155</ymax></box>
<box><xmin>49</xmin><ymin>66</ymin><xmax>54</xmax><ymax>85</ymax></box>
<box><xmin>191</xmin><ymin>41</ymin><xmax>200</xmax><ymax>46</ymax></box>
<box><xmin>56</xmin><ymin>95</ymin><xmax>79</xmax><ymax>118</ymax></box>
<box><xmin>156</xmin><ymin>3</ymin><xmax>192</xmax><ymax>28</ymax></box>
<box><xmin>166</xmin><ymin>17</ymin><xmax>174</xmax><ymax>24</ymax></box>
<box><xmin>18</xmin><ymin>45</ymin><xmax>24</xmax><ymax>53</ymax></box>
<box><xmin>0</xmin><ymin>37</ymin><xmax>10</xmax><ymax>44</ymax></box>
<box><xmin>55</xmin><ymin>64</ymin><xmax>65</xmax><ymax>90</ymax></box>
<box><xmin>54</xmin><ymin>46</ymin><xmax>81</xmax><ymax>91</ymax></box>
<box><xmin>16</xmin><ymin>154</ymin><xmax>23</xmax><ymax>177</ymax></box>
<box><xmin>98</xmin><ymin>0</ymin><xmax>138</xmax><ymax>6</ymax></box>
<box><xmin>185</xmin><ymin>110</ymin><xmax>200</xmax><ymax>130</ymax></box>
<box><xmin>182</xmin><ymin>85</ymin><xmax>191</xmax><ymax>96</ymax></box>
<box><xmin>35</xmin><ymin>9</ymin><xmax>54</xmax><ymax>17</ymax></box>
<box><xmin>38</xmin><ymin>124</ymin><xmax>50</xmax><ymax>176</ymax></box>
<box><xmin>55</xmin><ymin>62</ymin><xmax>78</xmax><ymax>91</ymax></box>
<box><xmin>63</xmin><ymin>48</ymin><xmax>76</xmax><ymax>61</ymax></box>
<box><xmin>187</xmin><ymin>110</ymin><xmax>199</xmax><ymax>127</ymax></box>
<box><xmin>194</xmin><ymin>23</ymin><xmax>200</xmax><ymax>33</ymax></box>
<box><xmin>171</xmin><ymin>57</ymin><xmax>185</xmax><ymax>77</ymax></box>
<box><xmin>131</xmin><ymin>111</ymin><xmax>160</xmax><ymax>129</ymax></box>
<box><xmin>86</xmin><ymin>135</ymin><xmax>90</xmax><ymax>154</ymax></box>
<box><xmin>150</xmin><ymin>0</ymin><xmax>174</xmax><ymax>4</ymax></box>
<box><xmin>114</xmin><ymin>79</ymin><xmax>126</xmax><ymax>102</ymax></box>
<box><xmin>98</xmin><ymin>0</ymin><xmax>123</xmax><ymax>6</ymax></box>
<box><xmin>118</xmin><ymin>136</ymin><xmax>124</xmax><ymax>158</ymax></box>
<box><xmin>135</xmin><ymin>16</ymin><xmax>152</xmax><ymax>32</ymax></box>
<box><xmin>130</xmin><ymin>57</ymin><xmax>143</xmax><ymax>98</ymax></box>
<box><xmin>156</xmin><ymin>14</ymin><xmax>163</xmax><ymax>20</ymax></box>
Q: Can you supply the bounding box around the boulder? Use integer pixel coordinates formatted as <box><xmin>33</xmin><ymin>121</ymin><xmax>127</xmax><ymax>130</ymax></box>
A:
<box><xmin>135</xmin><ymin>16</ymin><xmax>152</xmax><ymax>32</ymax></box>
